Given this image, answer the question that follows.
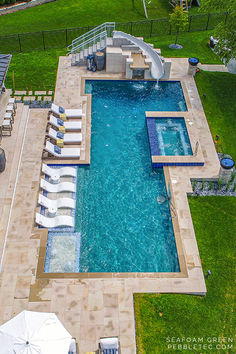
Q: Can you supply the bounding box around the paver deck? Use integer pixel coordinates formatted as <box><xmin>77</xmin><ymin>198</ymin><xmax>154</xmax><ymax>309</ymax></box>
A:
<box><xmin>0</xmin><ymin>56</ymin><xmax>221</xmax><ymax>353</ymax></box>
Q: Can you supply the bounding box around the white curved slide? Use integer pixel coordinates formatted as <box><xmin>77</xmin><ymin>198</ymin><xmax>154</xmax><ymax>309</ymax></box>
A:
<box><xmin>51</xmin><ymin>103</ymin><xmax>83</xmax><ymax>118</ymax></box>
<box><xmin>38</xmin><ymin>194</ymin><xmax>76</xmax><ymax>211</ymax></box>
<box><xmin>40</xmin><ymin>179</ymin><xmax>76</xmax><ymax>193</ymax></box>
<box><xmin>48</xmin><ymin>115</ymin><xmax>82</xmax><ymax>131</ymax></box>
<box><xmin>48</xmin><ymin>127</ymin><xmax>82</xmax><ymax>144</ymax></box>
<box><xmin>36</xmin><ymin>213</ymin><xmax>74</xmax><ymax>228</ymax></box>
<box><xmin>42</xmin><ymin>164</ymin><xmax>77</xmax><ymax>179</ymax></box>
<box><xmin>44</xmin><ymin>141</ymin><xmax>80</xmax><ymax>158</ymax></box>
<box><xmin>113</xmin><ymin>31</ymin><xmax>164</xmax><ymax>80</ymax></box>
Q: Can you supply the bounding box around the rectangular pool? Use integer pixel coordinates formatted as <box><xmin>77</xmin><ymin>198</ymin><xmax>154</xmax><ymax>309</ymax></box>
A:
<box><xmin>45</xmin><ymin>80</ymin><xmax>187</xmax><ymax>273</ymax></box>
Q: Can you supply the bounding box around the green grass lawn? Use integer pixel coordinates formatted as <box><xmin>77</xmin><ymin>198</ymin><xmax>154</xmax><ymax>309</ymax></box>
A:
<box><xmin>5</xmin><ymin>48</ymin><xmax>66</xmax><ymax>92</ymax></box>
<box><xmin>0</xmin><ymin>0</ymin><xmax>171</xmax><ymax>35</ymax></box>
<box><xmin>135</xmin><ymin>197</ymin><xmax>236</xmax><ymax>354</ymax></box>
<box><xmin>145</xmin><ymin>30</ymin><xmax>222</xmax><ymax>64</ymax></box>
<box><xmin>195</xmin><ymin>71</ymin><xmax>236</xmax><ymax>159</ymax></box>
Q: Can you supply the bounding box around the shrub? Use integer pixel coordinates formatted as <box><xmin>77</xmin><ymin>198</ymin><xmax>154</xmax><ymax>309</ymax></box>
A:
<box><xmin>10</xmin><ymin>0</ymin><xmax>16</xmax><ymax>3</ymax></box>
<box><xmin>233</xmin><ymin>183</ymin><xmax>236</xmax><ymax>192</ymax></box>
<box><xmin>201</xmin><ymin>181</ymin><xmax>205</xmax><ymax>189</ymax></box>
<box><xmin>226</xmin><ymin>181</ymin><xmax>231</xmax><ymax>191</ymax></box>
<box><xmin>192</xmin><ymin>180</ymin><xmax>196</xmax><ymax>191</ymax></box>
<box><xmin>0</xmin><ymin>0</ymin><xmax>5</xmax><ymax>5</ymax></box>
<box><xmin>5</xmin><ymin>0</ymin><xmax>11</xmax><ymax>4</ymax></box>
<box><xmin>217</xmin><ymin>179</ymin><xmax>223</xmax><ymax>190</ymax></box>
<box><xmin>208</xmin><ymin>181</ymin><xmax>213</xmax><ymax>190</ymax></box>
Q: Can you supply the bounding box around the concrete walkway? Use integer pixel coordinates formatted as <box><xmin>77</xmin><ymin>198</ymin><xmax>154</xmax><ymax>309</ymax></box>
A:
<box><xmin>198</xmin><ymin>63</ymin><xmax>228</xmax><ymax>72</ymax></box>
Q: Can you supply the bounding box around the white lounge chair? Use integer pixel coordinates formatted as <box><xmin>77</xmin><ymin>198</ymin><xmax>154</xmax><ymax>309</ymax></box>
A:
<box><xmin>50</xmin><ymin>103</ymin><xmax>83</xmax><ymax>118</ymax></box>
<box><xmin>38</xmin><ymin>194</ymin><xmax>76</xmax><ymax>212</ymax></box>
<box><xmin>40</xmin><ymin>178</ymin><xmax>76</xmax><ymax>193</ymax></box>
<box><xmin>35</xmin><ymin>213</ymin><xmax>74</xmax><ymax>228</ymax></box>
<box><xmin>48</xmin><ymin>127</ymin><xmax>82</xmax><ymax>144</ymax></box>
<box><xmin>48</xmin><ymin>115</ymin><xmax>82</xmax><ymax>131</ymax></box>
<box><xmin>42</xmin><ymin>164</ymin><xmax>77</xmax><ymax>180</ymax></box>
<box><xmin>43</xmin><ymin>141</ymin><xmax>80</xmax><ymax>159</ymax></box>
<box><xmin>99</xmin><ymin>337</ymin><xmax>120</xmax><ymax>354</ymax></box>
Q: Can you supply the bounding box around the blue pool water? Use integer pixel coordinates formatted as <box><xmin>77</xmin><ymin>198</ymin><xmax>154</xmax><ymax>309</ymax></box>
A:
<box><xmin>155</xmin><ymin>118</ymin><xmax>193</xmax><ymax>156</ymax></box>
<box><xmin>73</xmin><ymin>80</ymin><xmax>186</xmax><ymax>273</ymax></box>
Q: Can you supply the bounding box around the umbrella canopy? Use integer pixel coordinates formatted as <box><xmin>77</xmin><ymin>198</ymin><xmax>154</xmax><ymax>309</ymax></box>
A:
<box><xmin>0</xmin><ymin>311</ymin><xmax>72</xmax><ymax>354</ymax></box>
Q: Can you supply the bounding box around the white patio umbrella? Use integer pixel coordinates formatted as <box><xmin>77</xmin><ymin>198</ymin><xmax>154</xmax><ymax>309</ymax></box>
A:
<box><xmin>0</xmin><ymin>310</ymin><xmax>72</xmax><ymax>354</ymax></box>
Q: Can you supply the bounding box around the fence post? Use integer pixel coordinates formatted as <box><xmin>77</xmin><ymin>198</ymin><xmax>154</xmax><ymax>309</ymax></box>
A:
<box><xmin>42</xmin><ymin>31</ymin><xmax>45</xmax><ymax>50</ymax></box>
<box><xmin>206</xmin><ymin>13</ymin><xmax>210</xmax><ymax>30</ymax></box>
<box><xmin>65</xmin><ymin>28</ymin><xmax>68</xmax><ymax>47</ymax></box>
<box><xmin>150</xmin><ymin>20</ymin><xmax>153</xmax><ymax>37</ymax></box>
<box><xmin>188</xmin><ymin>16</ymin><xmax>192</xmax><ymax>32</ymax></box>
<box><xmin>18</xmin><ymin>34</ymin><xmax>22</xmax><ymax>52</ymax></box>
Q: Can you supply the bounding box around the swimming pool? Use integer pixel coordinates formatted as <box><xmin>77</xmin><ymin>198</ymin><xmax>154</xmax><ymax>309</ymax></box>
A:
<box><xmin>72</xmin><ymin>79</ymin><xmax>187</xmax><ymax>273</ymax></box>
<box><xmin>147</xmin><ymin>117</ymin><xmax>192</xmax><ymax>156</ymax></box>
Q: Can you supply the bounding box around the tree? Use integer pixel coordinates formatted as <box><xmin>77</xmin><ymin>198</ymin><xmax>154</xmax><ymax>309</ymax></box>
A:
<box><xmin>169</xmin><ymin>5</ymin><xmax>189</xmax><ymax>48</ymax></box>
<box><xmin>201</xmin><ymin>0</ymin><xmax>236</xmax><ymax>61</ymax></box>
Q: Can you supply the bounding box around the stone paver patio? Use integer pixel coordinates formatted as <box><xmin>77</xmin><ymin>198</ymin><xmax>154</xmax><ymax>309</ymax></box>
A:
<box><xmin>0</xmin><ymin>56</ymin><xmax>220</xmax><ymax>353</ymax></box>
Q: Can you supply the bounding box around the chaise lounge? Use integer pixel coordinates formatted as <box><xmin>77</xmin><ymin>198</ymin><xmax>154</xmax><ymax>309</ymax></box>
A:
<box><xmin>40</xmin><ymin>178</ymin><xmax>76</xmax><ymax>193</ymax></box>
<box><xmin>35</xmin><ymin>213</ymin><xmax>74</xmax><ymax>228</ymax></box>
<box><xmin>42</xmin><ymin>163</ymin><xmax>77</xmax><ymax>180</ymax></box>
<box><xmin>38</xmin><ymin>194</ymin><xmax>76</xmax><ymax>212</ymax></box>
<box><xmin>99</xmin><ymin>337</ymin><xmax>120</xmax><ymax>354</ymax></box>
<box><xmin>47</xmin><ymin>127</ymin><xmax>82</xmax><ymax>144</ymax></box>
<box><xmin>50</xmin><ymin>103</ymin><xmax>83</xmax><ymax>118</ymax></box>
<box><xmin>43</xmin><ymin>141</ymin><xmax>80</xmax><ymax>159</ymax></box>
<box><xmin>48</xmin><ymin>115</ymin><xmax>82</xmax><ymax>131</ymax></box>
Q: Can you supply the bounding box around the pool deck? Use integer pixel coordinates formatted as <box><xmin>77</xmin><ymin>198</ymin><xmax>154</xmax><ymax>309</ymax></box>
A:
<box><xmin>0</xmin><ymin>57</ymin><xmax>220</xmax><ymax>353</ymax></box>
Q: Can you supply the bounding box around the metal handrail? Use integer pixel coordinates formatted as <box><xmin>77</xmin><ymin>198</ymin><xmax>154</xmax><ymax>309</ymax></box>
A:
<box><xmin>69</xmin><ymin>31</ymin><xmax>107</xmax><ymax>54</ymax></box>
<box><xmin>67</xmin><ymin>22</ymin><xmax>115</xmax><ymax>51</ymax></box>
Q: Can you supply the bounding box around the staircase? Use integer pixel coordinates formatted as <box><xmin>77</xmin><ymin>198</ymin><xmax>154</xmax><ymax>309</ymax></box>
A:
<box><xmin>67</xmin><ymin>22</ymin><xmax>115</xmax><ymax>66</ymax></box>
<box><xmin>169</xmin><ymin>0</ymin><xmax>188</xmax><ymax>10</ymax></box>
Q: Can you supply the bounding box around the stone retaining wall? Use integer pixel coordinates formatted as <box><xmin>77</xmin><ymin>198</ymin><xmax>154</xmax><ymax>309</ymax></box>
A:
<box><xmin>0</xmin><ymin>0</ymin><xmax>56</xmax><ymax>16</ymax></box>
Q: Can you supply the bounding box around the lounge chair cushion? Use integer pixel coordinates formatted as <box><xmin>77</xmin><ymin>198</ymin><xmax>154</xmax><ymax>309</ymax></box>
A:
<box><xmin>59</xmin><ymin>106</ymin><xmax>65</xmax><ymax>113</ymax></box>
<box><xmin>57</xmin><ymin>131</ymin><xmax>64</xmax><ymax>139</ymax></box>
<box><xmin>54</xmin><ymin>145</ymin><xmax>61</xmax><ymax>154</ymax></box>
<box><xmin>57</xmin><ymin>118</ymin><xmax>64</xmax><ymax>126</ymax></box>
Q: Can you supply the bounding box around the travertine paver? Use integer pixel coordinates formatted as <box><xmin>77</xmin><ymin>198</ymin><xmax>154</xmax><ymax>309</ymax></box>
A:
<box><xmin>28</xmin><ymin>91</ymin><xmax>33</xmax><ymax>95</ymax></box>
<box><xmin>48</xmin><ymin>91</ymin><xmax>53</xmax><ymax>95</ymax></box>
<box><xmin>35</xmin><ymin>90</ymin><xmax>47</xmax><ymax>95</ymax></box>
<box><xmin>0</xmin><ymin>57</ymin><xmax>223</xmax><ymax>354</ymax></box>
<box><xmin>23</xmin><ymin>96</ymin><xmax>35</xmax><ymax>101</ymax></box>
<box><xmin>37</xmin><ymin>96</ymin><xmax>42</xmax><ymax>101</ymax></box>
<box><xmin>14</xmin><ymin>90</ymin><xmax>26</xmax><ymax>95</ymax></box>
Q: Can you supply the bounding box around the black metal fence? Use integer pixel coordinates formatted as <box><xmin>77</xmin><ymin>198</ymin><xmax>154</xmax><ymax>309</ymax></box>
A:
<box><xmin>0</xmin><ymin>11</ymin><xmax>228</xmax><ymax>54</ymax></box>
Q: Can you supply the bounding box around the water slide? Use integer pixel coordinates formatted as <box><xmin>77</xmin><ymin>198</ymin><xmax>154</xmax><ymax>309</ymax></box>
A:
<box><xmin>113</xmin><ymin>31</ymin><xmax>165</xmax><ymax>81</ymax></box>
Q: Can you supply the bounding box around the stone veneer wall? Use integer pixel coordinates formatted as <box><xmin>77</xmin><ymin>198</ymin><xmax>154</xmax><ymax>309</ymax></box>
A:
<box><xmin>0</xmin><ymin>0</ymin><xmax>56</xmax><ymax>16</ymax></box>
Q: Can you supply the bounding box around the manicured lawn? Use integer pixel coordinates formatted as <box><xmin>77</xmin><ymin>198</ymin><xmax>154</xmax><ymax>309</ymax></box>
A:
<box><xmin>135</xmin><ymin>197</ymin><xmax>236</xmax><ymax>354</ymax></box>
<box><xmin>0</xmin><ymin>0</ymin><xmax>171</xmax><ymax>35</ymax></box>
<box><xmin>5</xmin><ymin>48</ymin><xmax>66</xmax><ymax>91</ymax></box>
<box><xmin>195</xmin><ymin>71</ymin><xmax>236</xmax><ymax>159</ymax></box>
<box><xmin>146</xmin><ymin>30</ymin><xmax>222</xmax><ymax>64</ymax></box>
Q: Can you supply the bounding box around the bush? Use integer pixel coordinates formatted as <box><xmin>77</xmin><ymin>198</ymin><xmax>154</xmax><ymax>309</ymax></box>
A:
<box><xmin>10</xmin><ymin>0</ymin><xmax>16</xmax><ymax>3</ymax></box>
<box><xmin>5</xmin><ymin>0</ymin><xmax>11</xmax><ymax>4</ymax></box>
<box><xmin>208</xmin><ymin>181</ymin><xmax>213</xmax><ymax>190</ymax></box>
<box><xmin>0</xmin><ymin>0</ymin><xmax>5</xmax><ymax>5</ymax></box>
